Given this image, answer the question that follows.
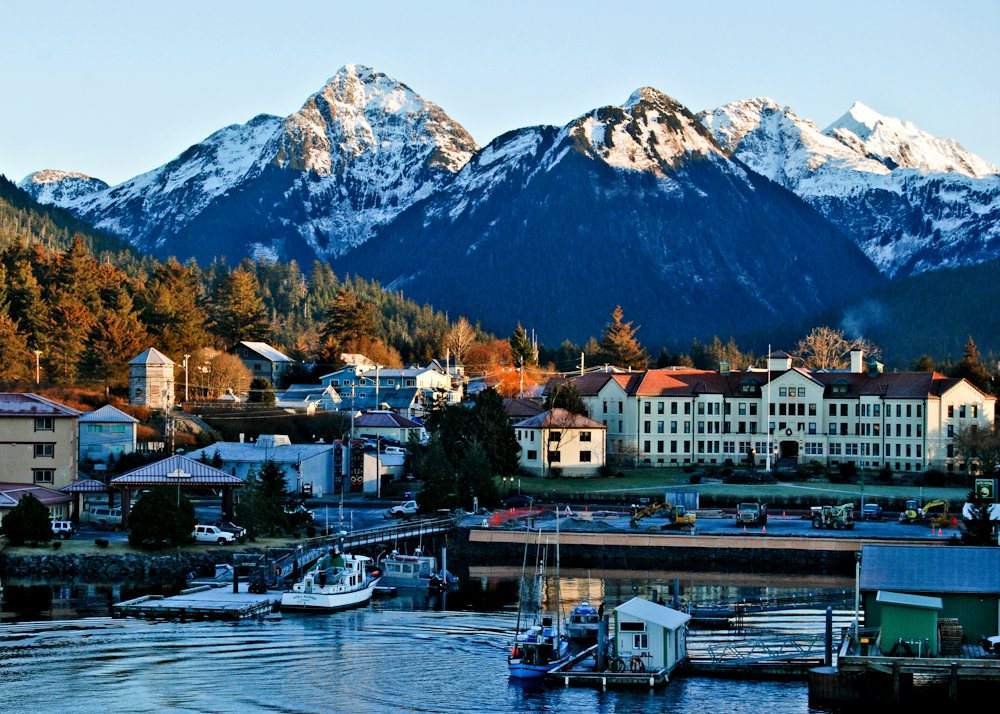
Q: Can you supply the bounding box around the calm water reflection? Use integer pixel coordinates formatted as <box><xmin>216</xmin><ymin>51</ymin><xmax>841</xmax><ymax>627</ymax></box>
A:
<box><xmin>0</xmin><ymin>569</ymin><xmax>846</xmax><ymax>712</ymax></box>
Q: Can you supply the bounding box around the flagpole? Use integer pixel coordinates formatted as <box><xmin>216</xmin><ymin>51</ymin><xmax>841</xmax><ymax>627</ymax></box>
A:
<box><xmin>766</xmin><ymin>343</ymin><xmax>772</xmax><ymax>473</ymax></box>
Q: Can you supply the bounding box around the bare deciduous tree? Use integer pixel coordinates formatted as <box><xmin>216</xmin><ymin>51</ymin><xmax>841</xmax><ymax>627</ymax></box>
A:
<box><xmin>793</xmin><ymin>326</ymin><xmax>880</xmax><ymax>370</ymax></box>
<box><xmin>445</xmin><ymin>317</ymin><xmax>476</xmax><ymax>366</ymax></box>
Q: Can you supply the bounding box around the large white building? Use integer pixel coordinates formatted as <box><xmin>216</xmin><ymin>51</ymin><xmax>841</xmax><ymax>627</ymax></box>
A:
<box><xmin>569</xmin><ymin>350</ymin><xmax>996</xmax><ymax>473</ymax></box>
<box><xmin>515</xmin><ymin>408</ymin><xmax>607</xmax><ymax>477</ymax></box>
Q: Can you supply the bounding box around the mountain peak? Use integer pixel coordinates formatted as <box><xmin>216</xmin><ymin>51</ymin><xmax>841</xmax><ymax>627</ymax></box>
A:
<box><xmin>18</xmin><ymin>169</ymin><xmax>109</xmax><ymax>206</ymax></box>
<box><xmin>826</xmin><ymin>101</ymin><xmax>997</xmax><ymax>178</ymax></box>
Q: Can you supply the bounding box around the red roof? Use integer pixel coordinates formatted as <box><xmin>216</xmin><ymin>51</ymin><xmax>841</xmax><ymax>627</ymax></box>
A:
<box><xmin>516</xmin><ymin>408</ymin><xmax>606</xmax><ymax>429</ymax></box>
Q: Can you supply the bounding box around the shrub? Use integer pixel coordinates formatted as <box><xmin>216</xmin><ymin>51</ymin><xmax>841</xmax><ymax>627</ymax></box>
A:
<box><xmin>128</xmin><ymin>490</ymin><xmax>197</xmax><ymax>548</ymax></box>
<box><xmin>598</xmin><ymin>464</ymin><xmax>615</xmax><ymax>478</ymax></box>
<box><xmin>830</xmin><ymin>462</ymin><xmax>858</xmax><ymax>484</ymax></box>
<box><xmin>682</xmin><ymin>465</ymin><xmax>695</xmax><ymax>473</ymax></box>
<box><xmin>548</xmin><ymin>467</ymin><xmax>563</xmax><ymax>479</ymax></box>
<box><xmin>1</xmin><ymin>495</ymin><xmax>52</xmax><ymax>545</ymax></box>
<box><xmin>51</xmin><ymin>540</ymin><xmax>62</xmax><ymax>550</ymax></box>
<box><xmin>877</xmin><ymin>465</ymin><xmax>893</xmax><ymax>484</ymax></box>
<box><xmin>95</xmin><ymin>538</ymin><xmax>109</xmax><ymax>548</ymax></box>
<box><xmin>688</xmin><ymin>474</ymin><xmax>702</xmax><ymax>484</ymax></box>
<box><xmin>920</xmin><ymin>469</ymin><xmax>947</xmax><ymax>488</ymax></box>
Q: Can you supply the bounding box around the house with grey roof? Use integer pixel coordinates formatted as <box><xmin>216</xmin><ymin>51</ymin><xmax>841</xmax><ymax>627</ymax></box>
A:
<box><xmin>78</xmin><ymin>404</ymin><xmax>138</xmax><ymax>464</ymax></box>
<box><xmin>275</xmin><ymin>384</ymin><xmax>340</xmax><ymax>412</ymax></box>
<box><xmin>351</xmin><ymin>410</ymin><xmax>426</xmax><ymax>444</ymax></box>
<box><xmin>235</xmin><ymin>341</ymin><xmax>295</xmax><ymax>387</ymax></box>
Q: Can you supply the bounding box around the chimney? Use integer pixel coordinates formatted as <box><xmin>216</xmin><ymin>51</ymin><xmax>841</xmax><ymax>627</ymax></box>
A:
<box><xmin>767</xmin><ymin>351</ymin><xmax>792</xmax><ymax>372</ymax></box>
<box><xmin>719</xmin><ymin>360</ymin><xmax>731</xmax><ymax>375</ymax></box>
<box><xmin>849</xmin><ymin>349</ymin><xmax>864</xmax><ymax>374</ymax></box>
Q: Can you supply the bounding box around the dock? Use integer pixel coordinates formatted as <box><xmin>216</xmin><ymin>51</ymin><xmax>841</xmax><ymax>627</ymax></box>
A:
<box><xmin>113</xmin><ymin>583</ymin><xmax>281</xmax><ymax>621</ymax></box>
<box><xmin>547</xmin><ymin>645</ymin><xmax>673</xmax><ymax>688</ymax></box>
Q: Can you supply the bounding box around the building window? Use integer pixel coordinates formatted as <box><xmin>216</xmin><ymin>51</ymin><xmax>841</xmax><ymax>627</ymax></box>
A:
<box><xmin>34</xmin><ymin>443</ymin><xmax>55</xmax><ymax>458</ymax></box>
<box><xmin>644</xmin><ymin>402</ymin><xmax>651</xmax><ymax>415</ymax></box>
<box><xmin>547</xmin><ymin>450</ymin><xmax>561</xmax><ymax>463</ymax></box>
<box><xmin>643</xmin><ymin>440</ymin><xmax>651</xmax><ymax>453</ymax></box>
<box><xmin>579</xmin><ymin>450</ymin><xmax>592</xmax><ymax>463</ymax></box>
<box><xmin>809</xmin><ymin>404</ymin><xmax>817</xmax><ymax>416</ymax></box>
<box><xmin>644</xmin><ymin>421</ymin><xmax>651</xmax><ymax>434</ymax></box>
<box><xmin>779</xmin><ymin>387</ymin><xmax>787</xmax><ymax>397</ymax></box>
<box><xmin>959</xmin><ymin>405</ymin><xmax>966</xmax><ymax>419</ymax></box>
<box><xmin>32</xmin><ymin>469</ymin><xmax>54</xmax><ymax>484</ymax></box>
<box><xmin>972</xmin><ymin>406</ymin><xmax>978</xmax><ymax>418</ymax></box>
<box><xmin>618</xmin><ymin>402</ymin><xmax>623</xmax><ymax>414</ymax></box>
<box><xmin>580</xmin><ymin>431</ymin><xmax>592</xmax><ymax>442</ymax></box>
<box><xmin>684</xmin><ymin>403</ymin><xmax>691</xmax><ymax>415</ymax></box>
<box><xmin>797</xmin><ymin>387</ymin><xmax>806</xmax><ymax>397</ymax></box>
<box><xmin>657</xmin><ymin>402</ymin><xmax>664</xmax><ymax>415</ymax></box>
<box><xmin>656</xmin><ymin>421</ymin><xmax>664</xmax><ymax>434</ymax></box>
<box><xmin>527</xmin><ymin>450</ymin><xmax>537</xmax><ymax>460</ymax></box>
<box><xmin>602</xmin><ymin>401</ymin><xmax>608</xmax><ymax>414</ymax></box>
<box><xmin>947</xmin><ymin>405</ymin><xmax>954</xmax><ymax>418</ymax></box>
<box><xmin>670</xmin><ymin>402</ymin><xmax>678</xmax><ymax>415</ymax></box>
<box><xmin>749</xmin><ymin>404</ymin><xmax>757</xmax><ymax>416</ymax></box>
<box><xmin>34</xmin><ymin>417</ymin><xmax>54</xmax><ymax>432</ymax></box>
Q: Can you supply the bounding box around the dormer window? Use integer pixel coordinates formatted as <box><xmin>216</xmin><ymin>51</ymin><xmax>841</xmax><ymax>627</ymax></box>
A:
<box><xmin>832</xmin><ymin>380</ymin><xmax>848</xmax><ymax>396</ymax></box>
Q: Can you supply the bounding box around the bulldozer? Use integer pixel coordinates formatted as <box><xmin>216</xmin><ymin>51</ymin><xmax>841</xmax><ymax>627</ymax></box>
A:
<box><xmin>811</xmin><ymin>503</ymin><xmax>855</xmax><ymax>530</ymax></box>
<box><xmin>630</xmin><ymin>502</ymin><xmax>696</xmax><ymax>530</ymax></box>
<box><xmin>898</xmin><ymin>498</ymin><xmax>950</xmax><ymax>527</ymax></box>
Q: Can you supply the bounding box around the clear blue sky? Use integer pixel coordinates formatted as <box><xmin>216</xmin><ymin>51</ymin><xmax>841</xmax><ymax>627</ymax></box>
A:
<box><xmin>2</xmin><ymin>0</ymin><xmax>997</xmax><ymax>184</ymax></box>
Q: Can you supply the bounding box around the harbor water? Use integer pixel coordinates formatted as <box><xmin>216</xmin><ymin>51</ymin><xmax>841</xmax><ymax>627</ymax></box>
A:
<box><xmin>0</xmin><ymin>569</ymin><xmax>848</xmax><ymax>713</ymax></box>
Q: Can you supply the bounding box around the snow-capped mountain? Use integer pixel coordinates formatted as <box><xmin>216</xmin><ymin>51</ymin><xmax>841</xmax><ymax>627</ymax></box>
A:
<box><xmin>19</xmin><ymin>170</ymin><xmax>109</xmax><ymax>205</ymax></box>
<box><xmin>699</xmin><ymin>98</ymin><xmax>1000</xmax><ymax>276</ymax></box>
<box><xmin>337</xmin><ymin>88</ymin><xmax>881</xmax><ymax>343</ymax></box>
<box><xmin>25</xmin><ymin>65</ymin><xmax>477</xmax><ymax>262</ymax></box>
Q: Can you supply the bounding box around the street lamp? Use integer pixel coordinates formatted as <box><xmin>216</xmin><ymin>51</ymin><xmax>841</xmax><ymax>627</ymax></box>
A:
<box><xmin>33</xmin><ymin>349</ymin><xmax>42</xmax><ymax>385</ymax></box>
<box><xmin>182</xmin><ymin>354</ymin><xmax>191</xmax><ymax>403</ymax></box>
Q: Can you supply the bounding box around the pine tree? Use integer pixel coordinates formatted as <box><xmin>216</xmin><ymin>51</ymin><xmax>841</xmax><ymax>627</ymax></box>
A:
<box><xmin>0</xmin><ymin>311</ymin><xmax>31</xmax><ymax>381</ymax></box>
<box><xmin>509</xmin><ymin>323</ymin><xmax>535</xmax><ymax>366</ymax></box>
<box><xmin>955</xmin><ymin>336</ymin><xmax>992</xmax><ymax>392</ymax></box>
<box><xmin>44</xmin><ymin>293</ymin><xmax>94</xmax><ymax>384</ymax></box>
<box><xmin>141</xmin><ymin>258</ymin><xmax>211</xmax><ymax>356</ymax></box>
<box><xmin>4</xmin><ymin>255</ymin><xmax>48</xmax><ymax>350</ymax></box>
<box><xmin>319</xmin><ymin>288</ymin><xmax>375</xmax><ymax>361</ymax></box>
<box><xmin>211</xmin><ymin>268</ymin><xmax>269</xmax><ymax>348</ymax></box>
<box><xmin>598</xmin><ymin>305</ymin><xmax>648</xmax><ymax>370</ymax></box>
<box><xmin>85</xmin><ymin>288</ymin><xmax>149</xmax><ymax>383</ymax></box>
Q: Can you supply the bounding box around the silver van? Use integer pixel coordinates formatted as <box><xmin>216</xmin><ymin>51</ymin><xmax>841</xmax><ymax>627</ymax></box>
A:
<box><xmin>83</xmin><ymin>505</ymin><xmax>123</xmax><ymax>529</ymax></box>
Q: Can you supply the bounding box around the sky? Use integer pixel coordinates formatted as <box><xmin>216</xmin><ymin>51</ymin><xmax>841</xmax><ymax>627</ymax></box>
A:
<box><xmin>2</xmin><ymin>0</ymin><xmax>998</xmax><ymax>184</ymax></box>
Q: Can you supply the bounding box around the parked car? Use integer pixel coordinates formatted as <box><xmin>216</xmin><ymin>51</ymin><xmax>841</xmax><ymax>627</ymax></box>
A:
<box><xmin>388</xmin><ymin>500</ymin><xmax>419</xmax><ymax>518</ymax></box>
<box><xmin>82</xmin><ymin>505</ymin><xmax>123</xmax><ymax>530</ymax></box>
<box><xmin>982</xmin><ymin>635</ymin><xmax>1000</xmax><ymax>655</ymax></box>
<box><xmin>192</xmin><ymin>525</ymin><xmax>236</xmax><ymax>545</ymax></box>
<box><xmin>284</xmin><ymin>504</ymin><xmax>315</xmax><ymax>521</ymax></box>
<box><xmin>51</xmin><ymin>520</ymin><xmax>75</xmax><ymax>539</ymax></box>
<box><xmin>213</xmin><ymin>521</ymin><xmax>247</xmax><ymax>540</ymax></box>
<box><xmin>383</xmin><ymin>446</ymin><xmax>406</xmax><ymax>456</ymax></box>
<box><xmin>861</xmin><ymin>503</ymin><xmax>883</xmax><ymax>521</ymax></box>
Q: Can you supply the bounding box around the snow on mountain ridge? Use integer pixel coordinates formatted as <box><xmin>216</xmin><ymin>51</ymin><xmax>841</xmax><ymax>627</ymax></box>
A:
<box><xmin>19</xmin><ymin>170</ymin><xmax>109</xmax><ymax>206</ymax></box>
<box><xmin>825</xmin><ymin>101</ymin><xmax>998</xmax><ymax>178</ymax></box>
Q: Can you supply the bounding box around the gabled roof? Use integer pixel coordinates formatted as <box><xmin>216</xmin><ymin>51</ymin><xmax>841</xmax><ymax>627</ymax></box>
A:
<box><xmin>239</xmin><ymin>341</ymin><xmax>293</xmax><ymax>363</ymax></box>
<box><xmin>354</xmin><ymin>411</ymin><xmax>423</xmax><ymax>429</ymax></box>
<box><xmin>516</xmin><ymin>408</ymin><xmax>605</xmax><ymax>430</ymax></box>
<box><xmin>186</xmin><ymin>441</ymin><xmax>336</xmax><ymax>465</ymax></box>
<box><xmin>503</xmin><ymin>398</ymin><xmax>545</xmax><ymax>419</ymax></box>
<box><xmin>860</xmin><ymin>545</ymin><xmax>1000</xmax><ymax>595</ymax></box>
<box><xmin>79</xmin><ymin>404</ymin><xmax>139</xmax><ymax>423</ymax></box>
<box><xmin>129</xmin><ymin>347</ymin><xmax>174</xmax><ymax>366</ymax></box>
<box><xmin>875</xmin><ymin>591</ymin><xmax>942</xmax><ymax>610</ymax></box>
<box><xmin>615</xmin><ymin>596</ymin><xmax>690</xmax><ymax>630</ymax></box>
<box><xmin>0</xmin><ymin>483</ymin><xmax>73</xmax><ymax>507</ymax></box>
<box><xmin>110</xmin><ymin>455</ymin><xmax>243</xmax><ymax>486</ymax></box>
<box><xmin>61</xmin><ymin>479</ymin><xmax>111</xmax><ymax>493</ymax></box>
<box><xmin>0</xmin><ymin>393</ymin><xmax>81</xmax><ymax>417</ymax></box>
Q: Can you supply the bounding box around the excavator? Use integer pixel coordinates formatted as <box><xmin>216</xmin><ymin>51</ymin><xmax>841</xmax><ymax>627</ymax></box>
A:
<box><xmin>898</xmin><ymin>498</ymin><xmax>950</xmax><ymax>527</ymax></box>
<box><xmin>811</xmin><ymin>503</ymin><xmax>855</xmax><ymax>530</ymax></box>
<box><xmin>630</xmin><ymin>502</ymin><xmax>697</xmax><ymax>530</ymax></box>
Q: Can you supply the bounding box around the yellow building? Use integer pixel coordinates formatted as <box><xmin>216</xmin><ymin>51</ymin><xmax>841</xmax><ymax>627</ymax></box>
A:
<box><xmin>0</xmin><ymin>393</ymin><xmax>81</xmax><ymax>490</ymax></box>
<box><xmin>515</xmin><ymin>408</ymin><xmax>607</xmax><ymax>477</ymax></box>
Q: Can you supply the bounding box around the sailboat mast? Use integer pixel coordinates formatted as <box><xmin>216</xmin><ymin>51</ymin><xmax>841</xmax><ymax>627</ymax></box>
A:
<box><xmin>513</xmin><ymin>529</ymin><xmax>530</xmax><ymax>642</ymax></box>
<box><xmin>555</xmin><ymin>505</ymin><xmax>562</xmax><ymax>636</ymax></box>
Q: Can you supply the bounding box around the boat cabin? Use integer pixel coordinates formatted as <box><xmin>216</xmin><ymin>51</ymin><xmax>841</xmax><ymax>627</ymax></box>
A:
<box><xmin>614</xmin><ymin>597</ymin><xmax>690</xmax><ymax>674</ymax></box>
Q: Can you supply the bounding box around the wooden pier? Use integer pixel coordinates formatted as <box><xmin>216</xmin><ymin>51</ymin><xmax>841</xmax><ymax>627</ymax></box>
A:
<box><xmin>113</xmin><ymin>583</ymin><xmax>281</xmax><ymax>621</ymax></box>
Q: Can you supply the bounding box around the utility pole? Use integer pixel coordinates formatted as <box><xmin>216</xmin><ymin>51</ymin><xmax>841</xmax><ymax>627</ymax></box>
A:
<box><xmin>375</xmin><ymin>364</ymin><xmax>381</xmax><ymax>409</ymax></box>
<box><xmin>579</xmin><ymin>352</ymin><xmax>585</xmax><ymax>376</ymax></box>
<box><xmin>519</xmin><ymin>359</ymin><xmax>524</xmax><ymax>399</ymax></box>
<box><xmin>765</xmin><ymin>343</ymin><xmax>772</xmax><ymax>473</ymax></box>
<box><xmin>183</xmin><ymin>354</ymin><xmax>191</xmax><ymax>403</ymax></box>
<box><xmin>33</xmin><ymin>350</ymin><xmax>42</xmax><ymax>385</ymax></box>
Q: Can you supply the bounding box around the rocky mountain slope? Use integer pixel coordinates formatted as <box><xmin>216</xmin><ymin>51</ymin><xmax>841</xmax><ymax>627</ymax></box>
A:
<box><xmin>19</xmin><ymin>65</ymin><xmax>477</xmax><ymax>263</ymax></box>
<box><xmin>699</xmin><ymin>99</ymin><xmax>999</xmax><ymax>276</ymax></box>
<box><xmin>337</xmin><ymin>88</ymin><xmax>882</xmax><ymax>343</ymax></box>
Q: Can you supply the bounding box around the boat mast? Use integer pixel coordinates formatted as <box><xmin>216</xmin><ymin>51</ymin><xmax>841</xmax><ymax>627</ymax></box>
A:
<box><xmin>513</xmin><ymin>527</ymin><xmax>530</xmax><ymax>643</ymax></box>
<box><xmin>555</xmin><ymin>504</ymin><xmax>562</xmax><ymax>638</ymax></box>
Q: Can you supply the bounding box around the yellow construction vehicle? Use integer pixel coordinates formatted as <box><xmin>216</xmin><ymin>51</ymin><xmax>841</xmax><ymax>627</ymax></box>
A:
<box><xmin>898</xmin><ymin>498</ymin><xmax>950</xmax><ymax>526</ymax></box>
<box><xmin>630</xmin><ymin>502</ymin><xmax>696</xmax><ymax>530</ymax></box>
<box><xmin>810</xmin><ymin>503</ymin><xmax>855</xmax><ymax>530</ymax></box>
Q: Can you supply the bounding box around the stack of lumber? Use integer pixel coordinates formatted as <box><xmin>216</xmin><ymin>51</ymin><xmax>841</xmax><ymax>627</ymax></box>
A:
<box><xmin>938</xmin><ymin>618</ymin><xmax>963</xmax><ymax>656</ymax></box>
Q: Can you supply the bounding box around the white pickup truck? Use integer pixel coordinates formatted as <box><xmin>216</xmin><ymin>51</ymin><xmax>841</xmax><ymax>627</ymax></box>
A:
<box><xmin>192</xmin><ymin>525</ymin><xmax>237</xmax><ymax>545</ymax></box>
<box><xmin>387</xmin><ymin>500</ymin><xmax>419</xmax><ymax>518</ymax></box>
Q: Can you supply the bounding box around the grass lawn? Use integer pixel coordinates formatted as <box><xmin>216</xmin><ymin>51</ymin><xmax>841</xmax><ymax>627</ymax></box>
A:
<box><xmin>501</xmin><ymin>468</ymin><xmax>967</xmax><ymax>506</ymax></box>
<box><xmin>3</xmin><ymin>536</ymin><xmax>295</xmax><ymax>557</ymax></box>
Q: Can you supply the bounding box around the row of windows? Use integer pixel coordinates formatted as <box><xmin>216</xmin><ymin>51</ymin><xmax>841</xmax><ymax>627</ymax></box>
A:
<box><xmin>524</xmin><ymin>449</ymin><xmax>593</xmax><ymax>463</ymax></box>
<box><xmin>632</xmin><ymin>439</ymin><xmax>928</xmax><ymax>458</ymax></box>
<box><xmin>948</xmin><ymin>405</ymin><xmax>978</xmax><ymax>419</ymax></box>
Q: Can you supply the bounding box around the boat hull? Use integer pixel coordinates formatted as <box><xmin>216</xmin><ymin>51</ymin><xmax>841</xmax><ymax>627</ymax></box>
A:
<box><xmin>280</xmin><ymin>580</ymin><xmax>378</xmax><ymax>612</ymax></box>
<box><xmin>508</xmin><ymin>654</ymin><xmax>571</xmax><ymax>679</ymax></box>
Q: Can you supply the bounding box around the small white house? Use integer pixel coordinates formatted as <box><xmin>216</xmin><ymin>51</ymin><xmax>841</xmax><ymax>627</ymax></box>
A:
<box><xmin>515</xmin><ymin>408</ymin><xmax>607</xmax><ymax>477</ymax></box>
<box><xmin>614</xmin><ymin>597</ymin><xmax>690</xmax><ymax>674</ymax></box>
<box><xmin>78</xmin><ymin>405</ymin><xmax>138</xmax><ymax>464</ymax></box>
<box><xmin>128</xmin><ymin>348</ymin><xmax>175</xmax><ymax>409</ymax></box>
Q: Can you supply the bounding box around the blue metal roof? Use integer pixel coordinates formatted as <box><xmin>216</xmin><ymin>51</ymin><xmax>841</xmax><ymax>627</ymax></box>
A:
<box><xmin>860</xmin><ymin>545</ymin><xmax>1000</xmax><ymax>595</ymax></box>
<box><xmin>111</xmin><ymin>455</ymin><xmax>243</xmax><ymax>487</ymax></box>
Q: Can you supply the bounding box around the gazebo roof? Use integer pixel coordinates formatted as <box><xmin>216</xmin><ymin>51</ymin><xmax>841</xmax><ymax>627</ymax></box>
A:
<box><xmin>61</xmin><ymin>479</ymin><xmax>111</xmax><ymax>493</ymax></box>
<box><xmin>110</xmin><ymin>455</ymin><xmax>243</xmax><ymax>487</ymax></box>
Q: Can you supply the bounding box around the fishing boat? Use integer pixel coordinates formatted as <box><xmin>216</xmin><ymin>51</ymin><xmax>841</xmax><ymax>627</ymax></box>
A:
<box><xmin>280</xmin><ymin>548</ymin><xmax>379</xmax><ymax>611</ymax></box>
<box><xmin>508</xmin><ymin>515</ymin><xmax>570</xmax><ymax>679</ymax></box>
<box><xmin>565</xmin><ymin>602</ymin><xmax>601</xmax><ymax>644</ymax></box>
<box><xmin>377</xmin><ymin>547</ymin><xmax>458</xmax><ymax>591</ymax></box>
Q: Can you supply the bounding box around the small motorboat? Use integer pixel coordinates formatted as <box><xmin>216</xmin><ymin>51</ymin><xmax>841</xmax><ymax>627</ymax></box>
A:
<box><xmin>565</xmin><ymin>602</ymin><xmax>601</xmax><ymax>644</ymax></box>
<box><xmin>377</xmin><ymin>547</ymin><xmax>458</xmax><ymax>591</ymax></box>
<box><xmin>508</xmin><ymin>616</ymin><xmax>571</xmax><ymax>679</ymax></box>
<box><xmin>280</xmin><ymin>547</ymin><xmax>379</xmax><ymax>611</ymax></box>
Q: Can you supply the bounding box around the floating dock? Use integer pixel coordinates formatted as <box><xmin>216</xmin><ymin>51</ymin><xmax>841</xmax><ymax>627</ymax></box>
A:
<box><xmin>113</xmin><ymin>583</ymin><xmax>281</xmax><ymax>621</ymax></box>
<box><xmin>547</xmin><ymin>645</ymin><xmax>674</xmax><ymax>688</ymax></box>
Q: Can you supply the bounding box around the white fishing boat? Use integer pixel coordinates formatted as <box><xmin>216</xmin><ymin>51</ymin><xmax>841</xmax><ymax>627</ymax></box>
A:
<box><xmin>280</xmin><ymin>548</ymin><xmax>379</xmax><ymax>611</ymax></box>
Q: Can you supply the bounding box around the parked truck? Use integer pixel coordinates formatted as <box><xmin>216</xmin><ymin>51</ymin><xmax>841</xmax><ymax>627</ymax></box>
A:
<box><xmin>811</xmin><ymin>504</ymin><xmax>855</xmax><ymax>530</ymax></box>
<box><xmin>736</xmin><ymin>502</ymin><xmax>767</xmax><ymax>527</ymax></box>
